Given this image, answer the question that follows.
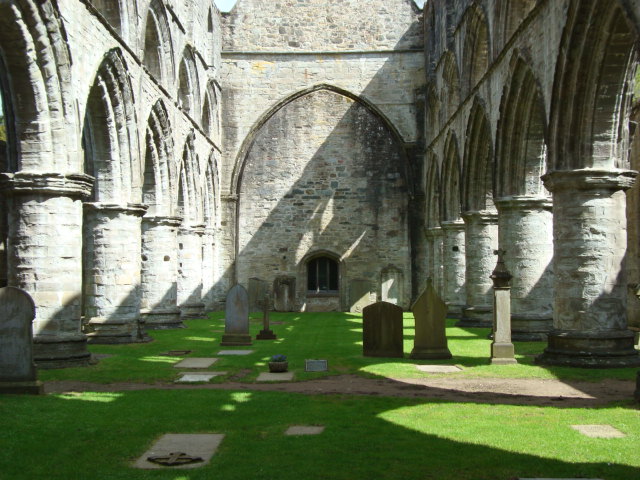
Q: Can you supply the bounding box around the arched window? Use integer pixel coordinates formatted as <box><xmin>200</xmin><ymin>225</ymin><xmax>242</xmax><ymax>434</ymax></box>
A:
<box><xmin>307</xmin><ymin>256</ymin><xmax>338</xmax><ymax>293</ymax></box>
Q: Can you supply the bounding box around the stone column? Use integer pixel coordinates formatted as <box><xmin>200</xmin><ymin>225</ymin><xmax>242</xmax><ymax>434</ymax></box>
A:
<box><xmin>537</xmin><ymin>169</ymin><xmax>640</xmax><ymax>367</ymax></box>
<box><xmin>177</xmin><ymin>223</ymin><xmax>206</xmax><ymax>319</ymax></box>
<box><xmin>83</xmin><ymin>202</ymin><xmax>148</xmax><ymax>344</ymax></box>
<box><xmin>140</xmin><ymin>216</ymin><xmax>183</xmax><ymax>329</ymax></box>
<box><xmin>441</xmin><ymin>220</ymin><xmax>466</xmax><ymax>319</ymax></box>
<box><xmin>201</xmin><ymin>227</ymin><xmax>216</xmax><ymax>311</ymax></box>
<box><xmin>426</xmin><ymin>227</ymin><xmax>444</xmax><ymax>298</ymax></box>
<box><xmin>0</xmin><ymin>172</ymin><xmax>93</xmax><ymax>368</ymax></box>
<box><xmin>460</xmin><ymin>211</ymin><xmax>498</xmax><ymax>328</ymax></box>
<box><xmin>495</xmin><ymin>196</ymin><xmax>553</xmax><ymax>341</ymax></box>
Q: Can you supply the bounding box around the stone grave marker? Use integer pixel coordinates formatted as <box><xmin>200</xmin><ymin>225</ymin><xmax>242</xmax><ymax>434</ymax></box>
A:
<box><xmin>256</xmin><ymin>294</ymin><xmax>276</xmax><ymax>340</ymax></box>
<box><xmin>257</xmin><ymin>371</ymin><xmax>294</xmax><ymax>381</ymax></box>
<box><xmin>218</xmin><ymin>350</ymin><xmax>254</xmax><ymax>356</ymax></box>
<box><xmin>220</xmin><ymin>284</ymin><xmax>252</xmax><ymax>346</ymax></box>
<box><xmin>175</xmin><ymin>372</ymin><xmax>226</xmax><ymax>383</ymax></box>
<box><xmin>285</xmin><ymin>426</ymin><xmax>325</xmax><ymax>436</ymax></box>
<box><xmin>173</xmin><ymin>358</ymin><xmax>218</xmax><ymax>369</ymax></box>
<box><xmin>570</xmin><ymin>425</ymin><xmax>625</xmax><ymax>438</ymax></box>
<box><xmin>0</xmin><ymin>287</ymin><xmax>43</xmax><ymax>394</ymax></box>
<box><xmin>134</xmin><ymin>433</ymin><xmax>224</xmax><ymax>469</ymax></box>
<box><xmin>349</xmin><ymin>279</ymin><xmax>376</xmax><ymax>313</ymax></box>
<box><xmin>415</xmin><ymin>365</ymin><xmax>462</xmax><ymax>373</ymax></box>
<box><xmin>248</xmin><ymin>277</ymin><xmax>267</xmax><ymax>313</ymax></box>
<box><xmin>273</xmin><ymin>276</ymin><xmax>296</xmax><ymax>311</ymax></box>
<box><xmin>410</xmin><ymin>279</ymin><xmax>452</xmax><ymax>360</ymax></box>
<box><xmin>362</xmin><ymin>301</ymin><xmax>404</xmax><ymax>358</ymax></box>
<box><xmin>490</xmin><ymin>250</ymin><xmax>517</xmax><ymax>365</ymax></box>
<box><xmin>305</xmin><ymin>359</ymin><xmax>328</xmax><ymax>372</ymax></box>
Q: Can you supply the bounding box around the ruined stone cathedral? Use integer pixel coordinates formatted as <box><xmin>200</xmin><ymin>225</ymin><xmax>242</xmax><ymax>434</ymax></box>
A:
<box><xmin>0</xmin><ymin>0</ymin><xmax>639</xmax><ymax>369</ymax></box>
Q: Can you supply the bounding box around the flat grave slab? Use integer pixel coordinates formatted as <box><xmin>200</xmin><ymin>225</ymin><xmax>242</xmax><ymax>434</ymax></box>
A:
<box><xmin>415</xmin><ymin>365</ymin><xmax>463</xmax><ymax>373</ymax></box>
<box><xmin>175</xmin><ymin>372</ymin><xmax>227</xmax><ymax>383</ymax></box>
<box><xmin>173</xmin><ymin>358</ymin><xmax>218</xmax><ymax>369</ymax></box>
<box><xmin>217</xmin><ymin>350</ymin><xmax>254</xmax><ymax>356</ymax></box>
<box><xmin>134</xmin><ymin>433</ymin><xmax>224</xmax><ymax>469</ymax></box>
<box><xmin>159</xmin><ymin>350</ymin><xmax>192</xmax><ymax>357</ymax></box>
<box><xmin>285</xmin><ymin>425</ymin><xmax>325</xmax><ymax>436</ymax></box>
<box><xmin>571</xmin><ymin>424</ymin><xmax>625</xmax><ymax>438</ymax></box>
<box><xmin>257</xmin><ymin>372</ymin><xmax>294</xmax><ymax>382</ymax></box>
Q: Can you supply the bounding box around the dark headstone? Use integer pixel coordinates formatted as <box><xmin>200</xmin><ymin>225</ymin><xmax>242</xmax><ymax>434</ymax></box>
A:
<box><xmin>220</xmin><ymin>284</ymin><xmax>252</xmax><ymax>346</ymax></box>
<box><xmin>256</xmin><ymin>295</ymin><xmax>277</xmax><ymax>340</ymax></box>
<box><xmin>410</xmin><ymin>280</ymin><xmax>452</xmax><ymax>360</ymax></box>
<box><xmin>0</xmin><ymin>287</ymin><xmax>43</xmax><ymax>394</ymax></box>
<box><xmin>273</xmin><ymin>276</ymin><xmax>296</xmax><ymax>312</ymax></box>
<box><xmin>362</xmin><ymin>301</ymin><xmax>404</xmax><ymax>358</ymax></box>
<box><xmin>349</xmin><ymin>279</ymin><xmax>375</xmax><ymax>313</ymax></box>
<box><xmin>248</xmin><ymin>277</ymin><xmax>267</xmax><ymax>313</ymax></box>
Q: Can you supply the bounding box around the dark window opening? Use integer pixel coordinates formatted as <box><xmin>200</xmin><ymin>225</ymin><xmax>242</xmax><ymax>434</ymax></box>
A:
<box><xmin>307</xmin><ymin>257</ymin><xmax>338</xmax><ymax>293</ymax></box>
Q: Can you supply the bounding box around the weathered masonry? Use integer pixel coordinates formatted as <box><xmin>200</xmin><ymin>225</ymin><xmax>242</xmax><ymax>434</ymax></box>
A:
<box><xmin>0</xmin><ymin>0</ymin><xmax>638</xmax><ymax>369</ymax></box>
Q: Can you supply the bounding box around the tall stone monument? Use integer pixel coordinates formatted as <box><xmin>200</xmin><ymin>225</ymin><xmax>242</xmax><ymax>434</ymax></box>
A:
<box><xmin>0</xmin><ymin>287</ymin><xmax>43</xmax><ymax>394</ymax></box>
<box><xmin>362</xmin><ymin>301</ymin><xmax>404</xmax><ymax>358</ymax></box>
<box><xmin>220</xmin><ymin>284</ymin><xmax>252</xmax><ymax>346</ymax></box>
<box><xmin>490</xmin><ymin>250</ymin><xmax>517</xmax><ymax>365</ymax></box>
<box><xmin>410</xmin><ymin>279</ymin><xmax>452</xmax><ymax>359</ymax></box>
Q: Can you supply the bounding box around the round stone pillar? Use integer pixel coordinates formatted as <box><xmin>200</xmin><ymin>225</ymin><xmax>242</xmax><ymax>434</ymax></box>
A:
<box><xmin>0</xmin><ymin>172</ymin><xmax>93</xmax><ymax>368</ymax></box>
<box><xmin>426</xmin><ymin>227</ymin><xmax>444</xmax><ymax>298</ymax></box>
<box><xmin>441</xmin><ymin>220</ymin><xmax>466</xmax><ymax>319</ymax></box>
<box><xmin>537</xmin><ymin>169</ymin><xmax>640</xmax><ymax>367</ymax></box>
<box><xmin>495</xmin><ymin>196</ymin><xmax>554</xmax><ymax>341</ymax></box>
<box><xmin>83</xmin><ymin>202</ymin><xmax>148</xmax><ymax>344</ymax></box>
<box><xmin>177</xmin><ymin>224</ymin><xmax>206</xmax><ymax>319</ymax></box>
<box><xmin>141</xmin><ymin>216</ymin><xmax>183</xmax><ymax>329</ymax></box>
<box><xmin>201</xmin><ymin>227</ymin><xmax>216</xmax><ymax>312</ymax></box>
<box><xmin>460</xmin><ymin>211</ymin><xmax>498</xmax><ymax>328</ymax></box>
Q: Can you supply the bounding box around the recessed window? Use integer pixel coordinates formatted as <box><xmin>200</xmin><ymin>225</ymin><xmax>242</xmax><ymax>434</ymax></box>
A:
<box><xmin>307</xmin><ymin>256</ymin><xmax>338</xmax><ymax>293</ymax></box>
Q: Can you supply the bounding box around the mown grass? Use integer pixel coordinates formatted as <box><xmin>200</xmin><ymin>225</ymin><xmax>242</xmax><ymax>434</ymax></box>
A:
<box><xmin>3</xmin><ymin>312</ymin><xmax>638</xmax><ymax>479</ymax></box>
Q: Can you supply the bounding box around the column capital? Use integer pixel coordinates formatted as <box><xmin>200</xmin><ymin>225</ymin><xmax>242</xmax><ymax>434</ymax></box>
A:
<box><xmin>462</xmin><ymin>210</ymin><xmax>498</xmax><ymax>224</ymax></box>
<box><xmin>440</xmin><ymin>219</ymin><xmax>466</xmax><ymax>231</ymax></box>
<box><xmin>141</xmin><ymin>215</ymin><xmax>183</xmax><ymax>227</ymax></box>
<box><xmin>425</xmin><ymin>226</ymin><xmax>443</xmax><ymax>238</ymax></box>
<box><xmin>542</xmin><ymin>169</ymin><xmax>637</xmax><ymax>192</ymax></box>
<box><xmin>179</xmin><ymin>223</ymin><xmax>206</xmax><ymax>235</ymax></box>
<box><xmin>494</xmin><ymin>196</ymin><xmax>552</xmax><ymax>212</ymax></box>
<box><xmin>0</xmin><ymin>172</ymin><xmax>94</xmax><ymax>198</ymax></box>
<box><xmin>83</xmin><ymin>202</ymin><xmax>148</xmax><ymax>216</ymax></box>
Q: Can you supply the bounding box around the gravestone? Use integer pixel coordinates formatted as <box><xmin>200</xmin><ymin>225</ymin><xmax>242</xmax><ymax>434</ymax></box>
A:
<box><xmin>410</xmin><ymin>279</ymin><xmax>452</xmax><ymax>359</ymax></box>
<box><xmin>273</xmin><ymin>276</ymin><xmax>296</xmax><ymax>311</ymax></box>
<box><xmin>220</xmin><ymin>284</ymin><xmax>252</xmax><ymax>346</ymax></box>
<box><xmin>362</xmin><ymin>301</ymin><xmax>404</xmax><ymax>358</ymax></box>
<box><xmin>490</xmin><ymin>250</ymin><xmax>517</xmax><ymax>365</ymax></box>
<box><xmin>349</xmin><ymin>279</ymin><xmax>375</xmax><ymax>313</ymax></box>
<box><xmin>248</xmin><ymin>277</ymin><xmax>267</xmax><ymax>313</ymax></box>
<box><xmin>381</xmin><ymin>266</ymin><xmax>403</xmax><ymax>305</ymax></box>
<box><xmin>256</xmin><ymin>294</ymin><xmax>276</xmax><ymax>340</ymax></box>
<box><xmin>0</xmin><ymin>287</ymin><xmax>43</xmax><ymax>394</ymax></box>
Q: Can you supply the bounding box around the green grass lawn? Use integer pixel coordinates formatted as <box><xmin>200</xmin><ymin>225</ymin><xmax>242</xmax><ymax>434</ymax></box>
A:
<box><xmin>2</xmin><ymin>312</ymin><xmax>639</xmax><ymax>479</ymax></box>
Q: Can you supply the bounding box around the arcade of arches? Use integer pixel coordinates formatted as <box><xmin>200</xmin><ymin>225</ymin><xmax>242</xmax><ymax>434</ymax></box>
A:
<box><xmin>0</xmin><ymin>0</ymin><xmax>638</xmax><ymax>370</ymax></box>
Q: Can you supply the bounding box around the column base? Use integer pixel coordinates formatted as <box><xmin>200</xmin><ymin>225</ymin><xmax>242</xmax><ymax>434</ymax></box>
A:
<box><xmin>85</xmin><ymin>317</ymin><xmax>150</xmax><ymax>344</ymax></box>
<box><xmin>180</xmin><ymin>303</ymin><xmax>206</xmax><ymax>320</ymax></box>
<box><xmin>446</xmin><ymin>302</ymin><xmax>465</xmax><ymax>320</ymax></box>
<box><xmin>142</xmin><ymin>308</ymin><xmax>185</xmax><ymax>330</ymax></box>
<box><xmin>458</xmin><ymin>305</ymin><xmax>492</xmax><ymax>328</ymax></box>
<box><xmin>0</xmin><ymin>381</ymin><xmax>44</xmax><ymax>395</ymax></box>
<box><xmin>220</xmin><ymin>334</ymin><xmax>253</xmax><ymax>346</ymax></box>
<box><xmin>33</xmin><ymin>334</ymin><xmax>91</xmax><ymax>369</ymax></box>
<box><xmin>512</xmin><ymin>314</ymin><xmax>552</xmax><ymax>342</ymax></box>
<box><xmin>535</xmin><ymin>329</ymin><xmax>640</xmax><ymax>368</ymax></box>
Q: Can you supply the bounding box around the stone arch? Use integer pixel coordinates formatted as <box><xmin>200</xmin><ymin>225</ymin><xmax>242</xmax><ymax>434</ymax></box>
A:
<box><xmin>495</xmin><ymin>0</ymin><xmax>537</xmax><ymax>52</ymax></box>
<box><xmin>463</xmin><ymin>98</ymin><xmax>494</xmax><ymax>212</ymax></box>
<box><xmin>177</xmin><ymin>46</ymin><xmax>201</xmax><ymax>118</ymax></box>
<box><xmin>435</xmin><ymin>51</ymin><xmax>461</xmax><ymax>125</ymax></box>
<box><xmin>425</xmin><ymin>82</ymin><xmax>439</xmax><ymax>144</ymax></box>
<box><xmin>461</xmin><ymin>3</ymin><xmax>490</xmax><ymax>93</ymax></box>
<box><xmin>89</xmin><ymin>0</ymin><xmax>134</xmax><ymax>43</ymax></box>
<box><xmin>143</xmin><ymin>99</ymin><xmax>174</xmax><ymax>217</ymax></box>
<box><xmin>207</xmin><ymin>7</ymin><xmax>216</xmax><ymax>68</ymax></box>
<box><xmin>496</xmin><ymin>54</ymin><xmax>548</xmax><ymax>197</ymax></box>
<box><xmin>83</xmin><ymin>48</ymin><xmax>139</xmax><ymax>203</ymax></box>
<box><xmin>142</xmin><ymin>0</ymin><xmax>174</xmax><ymax>87</ymax></box>
<box><xmin>177</xmin><ymin>132</ymin><xmax>202</xmax><ymax>225</ymax></box>
<box><xmin>425</xmin><ymin>152</ymin><xmax>441</xmax><ymax>229</ymax></box>
<box><xmin>231</xmin><ymin>83</ymin><xmax>410</xmax><ymax>196</ymax></box>
<box><xmin>0</xmin><ymin>0</ymin><xmax>79</xmax><ymax>172</ymax></box>
<box><xmin>441</xmin><ymin>132</ymin><xmax>462</xmax><ymax>222</ymax></box>
<box><xmin>550</xmin><ymin>0</ymin><xmax>638</xmax><ymax>171</ymax></box>
<box><xmin>202</xmin><ymin>80</ymin><xmax>221</xmax><ymax>143</ymax></box>
<box><xmin>203</xmin><ymin>150</ymin><xmax>221</xmax><ymax>229</ymax></box>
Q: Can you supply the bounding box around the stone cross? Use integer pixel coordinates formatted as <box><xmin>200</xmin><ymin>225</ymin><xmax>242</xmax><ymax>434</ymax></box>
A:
<box><xmin>0</xmin><ymin>287</ymin><xmax>43</xmax><ymax>394</ymax></box>
<box><xmin>490</xmin><ymin>250</ymin><xmax>517</xmax><ymax>365</ymax></box>
<box><xmin>256</xmin><ymin>294</ymin><xmax>277</xmax><ymax>340</ymax></box>
<box><xmin>220</xmin><ymin>284</ymin><xmax>252</xmax><ymax>346</ymax></box>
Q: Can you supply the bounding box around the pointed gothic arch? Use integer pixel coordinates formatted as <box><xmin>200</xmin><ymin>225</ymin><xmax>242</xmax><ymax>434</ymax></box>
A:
<box><xmin>441</xmin><ymin>132</ymin><xmax>462</xmax><ymax>222</ymax></box>
<box><xmin>142</xmin><ymin>0</ymin><xmax>174</xmax><ymax>87</ymax></box>
<box><xmin>461</xmin><ymin>3</ymin><xmax>490</xmax><ymax>93</ymax></box>
<box><xmin>435</xmin><ymin>51</ymin><xmax>461</xmax><ymax>124</ymax></box>
<box><xmin>143</xmin><ymin>99</ymin><xmax>174</xmax><ymax>217</ymax></box>
<box><xmin>463</xmin><ymin>98</ymin><xmax>494</xmax><ymax>212</ymax></box>
<box><xmin>177</xmin><ymin>46</ymin><xmax>201</xmax><ymax>118</ymax></box>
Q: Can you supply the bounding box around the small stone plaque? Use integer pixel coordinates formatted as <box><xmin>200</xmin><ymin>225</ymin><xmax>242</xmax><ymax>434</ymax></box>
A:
<box><xmin>415</xmin><ymin>365</ymin><xmax>463</xmax><ymax>373</ymax></box>
<box><xmin>173</xmin><ymin>358</ymin><xmax>218</xmax><ymax>369</ymax></box>
<box><xmin>305</xmin><ymin>359</ymin><xmax>328</xmax><ymax>372</ymax></box>
<box><xmin>285</xmin><ymin>426</ymin><xmax>325</xmax><ymax>436</ymax></box>
<box><xmin>134</xmin><ymin>434</ymin><xmax>224</xmax><ymax>469</ymax></box>
<box><xmin>257</xmin><ymin>372</ymin><xmax>294</xmax><ymax>381</ymax></box>
<box><xmin>175</xmin><ymin>372</ymin><xmax>226</xmax><ymax>383</ymax></box>
<box><xmin>218</xmin><ymin>350</ymin><xmax>254</xmax><ymax>356</ymax></box>
<box><xmin>571</xmin><ymin>424</ymin><xmax>625</xmax><ymax>438</ymax></box>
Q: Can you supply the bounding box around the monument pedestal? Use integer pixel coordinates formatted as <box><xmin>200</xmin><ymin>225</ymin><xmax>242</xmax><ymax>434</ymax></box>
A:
<box><xmin>256</xmin><ymin>330</ymin><xmax>277</xmax><ymax>340</ymax></box>
<box><xmin>221</xmin><ymin>334</ymin><xmax>252</xmax><ymax>346</ymax></box>
<box><xmin>0</xmin><ymin>381</ymin><xmax>44</xmax><ymax>395</ymax></box>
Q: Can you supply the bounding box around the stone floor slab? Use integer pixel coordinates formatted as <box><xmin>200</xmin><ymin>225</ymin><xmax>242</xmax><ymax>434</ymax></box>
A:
<box><xmin>175</xmin><ymin>372</ymin><xmax>227</xmax><ymax>383</ymax></box>
<box><xmin>134</xmin><ymin>433</ymin><xmax>224</xmax><ymax>469</ymax></box>
<box><xmin>173</xmin><ymin>358</ymin><xmax>218</xmax><ymax>369</ymax></box>
<box><xmin>285</xmin><ymin>425</ymin><xmax>325</xmax><ymax>436</ymax></box>
<box><xmin>571</xmin><ymin>424</ymin><xmax>625</xmax><ymax>438</ymax></box>
<box><xmin>217</xmin><ymin>350</ymin><xmax>254</xmax><ymax>356</ymax></box>
<box><xmin>257</xmin><ymin>372</ymin><xmax>294</xmax><ymax>382</ymax></box>
<box><xmin>415</xmin><ymin>365</ymin><xmax>463</xmax><ymax>373</ymax></box>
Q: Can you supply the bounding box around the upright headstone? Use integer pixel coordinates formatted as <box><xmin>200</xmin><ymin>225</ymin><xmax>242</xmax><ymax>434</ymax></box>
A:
<box><xmin>381</xmin><ymin>266</ymin><xmax>403</xmax><ymax>306</ymax></box>
<box><xmin>362</xmin><ymin>301</ymin><xmax>404</xmax><ymax>358</ymax></box>
<box><xmin>273</xmin><ymin>276</ymin><xmax>296</xmax><ymax>311</ymax></box>
<box><xmin>248</xmin><ymin>277</ymin><xmax>267</xmax><ymax>313</ymax></box>
<box><xmin>349</xmin><ymin>279</ymin><xmax>375</xmax><ymax>313</ymax></box>
<box><xmin>490</xmin><ymin>250</ymin><xmax>517</xmax><ymax>365</ymax></box>
<box><xmin>220</xmin><ymin>284</ymin><xmax>252</xmax><ymax>346</ymax></box>
<box><xmin>410</xmin><ymin>279</ymin><xmax>452</xmax><ymax>359</ymax></box>
<box><xmin>0</xmin><ymin>287</ymin><xmax>43</xmax><ymax>394</ymax></box>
